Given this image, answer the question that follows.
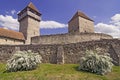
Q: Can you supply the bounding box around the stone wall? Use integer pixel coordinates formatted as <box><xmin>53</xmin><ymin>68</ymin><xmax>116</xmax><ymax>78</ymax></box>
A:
<box><xmin>68</xmin><ymin>16</ymin><xmax>94</xmax><ymax>33</ymax></box>
<box><xmin>78</xmin><ymin>16</ymin><xmax>94</xmax><ymax>33</ymax></box>
<box><xmin>0</xmin><ymin>37</ymin><xmax>24</xmax><ymax>45</ymax></box>
<box><xmin>31</xmin><ymin>33</ymin><xmax>113</xmax><ymax>45</ymax></box>
<box><xmin>63</xmin><ymin>39</ymin><xmax>120</xmax><ymax>66</ymax></box>
<box><xmin>68</xmin><ymin>17</ymin><xmax>79</xmax><ymax>33</ymax></box>
<box><xmin>0</xmin><ymin>39</ymin><xmax>120</xmax><ymax>66</ymax></box>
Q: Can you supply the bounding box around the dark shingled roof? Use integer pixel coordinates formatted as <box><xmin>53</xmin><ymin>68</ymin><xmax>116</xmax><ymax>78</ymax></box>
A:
<box><xmin>69</xmin><ymin>11</ymin><xmax>94</xmax><ymax>23</ymax></box>
<box><xmin>0</xmin><ymin>28</ymin><xmax>25</xmax><ymax>40</ymax></box>
<box><xmin>27</xmin><ymin>2</ymin><xmax>39</xmax><ymax>13</ymax></box>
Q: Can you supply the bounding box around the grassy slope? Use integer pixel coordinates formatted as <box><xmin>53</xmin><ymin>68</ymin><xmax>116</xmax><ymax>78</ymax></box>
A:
<box><xmin>0</xmin><ymin>63</ymin><xmax>120</xmax><ymax>80</ymax></box>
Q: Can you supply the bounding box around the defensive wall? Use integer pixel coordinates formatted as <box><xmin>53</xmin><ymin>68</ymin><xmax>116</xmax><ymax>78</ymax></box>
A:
<box><xmin>0</xmin><ymin>37</ymin><xmax>24</xmax><ymax>45</ymax></box>
<box><xmin>31</xmin><ymin>33</ymin><xmax>113</xmax><ymax>44</ymax></box>
<box><xmin>0</xmin><ymin>39</ymin><xmax>120</xmax><ymax>66</ymax></box>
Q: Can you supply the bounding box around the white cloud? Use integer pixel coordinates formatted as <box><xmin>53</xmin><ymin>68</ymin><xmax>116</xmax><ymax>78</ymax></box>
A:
<box><xmin>40</xmin><ymin>21</ymin><xmax>68</xmax><ymax>29</ymax></box>
<box><xmin>5</xmin><ymin>10</ymin><xmax>17</xmax><ymax>15</ymax></box>
<box><xmin>11</xmin><ymin>10</ymin><xmax>16</xmax><ymax>15</ymax></box>
<box><xmin>0</xmin><ymin>14</ymin><xmax>67</xmax><ymax>30</ymax></box>
<box><xmin>95</xmin><ymin>14</ymin><xmax>120</xmax><ymax>38</ymax></box>
<box><xmin>0</xmin><ymin>15</ymin><xmax>19</xmax><ymax>30</ymax></box>
<box><xmin>95</xmin><ymin>23</ymin><xmax>120</xmax><ymax>38</ymax></box>
<box><xmin>110</xmin><ymin>14</ymin><xmax>120</xmax><ymax>27</ymax></box>
<box><xmin>111</xmin><ymin>14</ymin><xmax>120</xmax><ymax>22</ymax></box>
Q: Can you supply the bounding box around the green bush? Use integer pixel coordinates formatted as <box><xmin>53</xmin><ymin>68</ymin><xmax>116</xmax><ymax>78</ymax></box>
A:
<box><xmin>79</xmin><ymin>50</ymin><xmax>113</xmax><ymax>75</ymax></box>
<box><xmin>6</xmin><ymin>50</ymin><xmax>42</xmax><ymax>72</ymax></box>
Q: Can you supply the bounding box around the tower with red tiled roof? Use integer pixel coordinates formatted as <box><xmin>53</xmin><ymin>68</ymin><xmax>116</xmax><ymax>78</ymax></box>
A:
<box><xmin>68</xmin><ymin>11</ymin><xmax>94</xmax><ymax>33</ymax></box>
<box><xmin>18</xmin><ymin>2</ymin><xmax>41</xmax><ymax>44</ymax></box>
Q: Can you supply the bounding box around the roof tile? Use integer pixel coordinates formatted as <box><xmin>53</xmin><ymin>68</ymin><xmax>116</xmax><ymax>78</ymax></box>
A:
<box><xmin>0</xmin><ymin>28</ymin><xmax>25</xmax><ymax>40</ymax></box>
<box><xmin>27</xmin><ymin>2</ymin><xmax>39</xmax><ymax>13</ymax></box>
<box><xmin>69</xmin><ymin>11</ymin><xmax>94</xmax><ymax>22</ymax></box>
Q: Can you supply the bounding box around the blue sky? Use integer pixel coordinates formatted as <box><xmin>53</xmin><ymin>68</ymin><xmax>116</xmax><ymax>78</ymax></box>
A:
<box><xmin>0</xmin><ymin>0</ymin><xmax>120</xmax><ymax>38</ymax></box>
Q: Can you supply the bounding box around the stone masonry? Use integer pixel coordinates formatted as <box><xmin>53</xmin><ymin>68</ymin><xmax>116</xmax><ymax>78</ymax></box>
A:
<box><xmin>18</xmin><ymin>2</ymin><xmax>41</xmax><ymax>44</ymax></box>
<box><xmin>0</xmin><ymin>39</ymin><xmax>120</xmax><ymax>66</ymax></box>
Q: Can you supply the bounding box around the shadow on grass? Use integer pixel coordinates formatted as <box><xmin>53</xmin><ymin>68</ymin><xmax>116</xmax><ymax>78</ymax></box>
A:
<box><xmin>2</xmin><ymin>69</ymin><xmax>36</xmax><ymax>74</ymax></box>
<box><xmin>2</xmin><ymin>70</ymin><xmax>13</xmax><ymax>74</ymax></box>
<box><xmin>72</xmin><ymin>66</ymin><xmax>80</xmax><ymax>71</ymax></box>
<box><xmin>3</xmin><ymin>70</ymin><xmax>7</xmax><ymax>73</ymax></box>
<box><xmin>72</xmin><ymin>66</ymin><xmax>100</xmax><ymax>75</ymax></box>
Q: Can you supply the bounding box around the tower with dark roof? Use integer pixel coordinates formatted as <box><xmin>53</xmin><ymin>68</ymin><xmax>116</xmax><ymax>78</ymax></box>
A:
<box><xmin>68</xmin><ymin>11</ymin><xmax>94</xmax><ymax>33</ymax></box>
<box><xmin>18</xmin><ymin>2</ymin><xmax>41</xmax><ymax>44</ymax></box>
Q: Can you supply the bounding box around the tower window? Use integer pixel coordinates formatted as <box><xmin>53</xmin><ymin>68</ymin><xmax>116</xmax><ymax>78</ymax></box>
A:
<box><xmin>14</xmin><ymin>40</ymin><xmax>15</xmax><ymax>43</ymax></box>
<box><xmin>5</xmin><ymin>39</ymin><xmax>7</xmax><ymax>42</ymax></box>
<box><xmin>34</xmin><ymin>32</ymin><xmax>35</xmax><ymax>35</ymax></box>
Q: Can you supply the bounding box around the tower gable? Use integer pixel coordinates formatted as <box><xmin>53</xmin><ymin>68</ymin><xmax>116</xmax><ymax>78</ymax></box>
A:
<box><xmin>69</xmin><ymin>11</ymin><xmax>94</xmax><ymax>23</ymax></box>
<box><xmin>18</xmin><ymin>2</ymin><xmax>41</xmax><ymax>22</ymax></box>
<box><xmin>27</xmin><ymin>2</ymin><xmax>39</xmax><ymax>13</ymax></box>
<box><xmin>68</xmin><ymin>11</ymin><xmax>94</xmax><ymax>33</ymax></box>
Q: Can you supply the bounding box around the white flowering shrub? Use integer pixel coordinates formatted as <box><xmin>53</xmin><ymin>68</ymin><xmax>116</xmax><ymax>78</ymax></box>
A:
<box><xmin>6</xmin><ymin>50</ymin><xmax>42</xmax><ymax>72</ymax></box>
<box><xmin>79</xmin><ymin>50</ymin><xmax>113</xmax><ymax>75</ymax></box>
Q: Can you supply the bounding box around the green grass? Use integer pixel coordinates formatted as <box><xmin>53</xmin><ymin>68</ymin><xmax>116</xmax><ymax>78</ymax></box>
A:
<box><xmin>0</xmin><ymin>63</ymin><xmax>120</xmax><ymax>80</ymax></box>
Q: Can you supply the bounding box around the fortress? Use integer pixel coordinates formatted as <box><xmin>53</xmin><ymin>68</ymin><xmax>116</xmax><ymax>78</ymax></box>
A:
<box><xmin>0</xmin><ymin>2</ymin><xmax>112</xmax><ymax>45</ymax></box>
<box><xmin>0</xmin><ymin>2</ymin><xmax>120</xmax><ymax>66</ymax></box>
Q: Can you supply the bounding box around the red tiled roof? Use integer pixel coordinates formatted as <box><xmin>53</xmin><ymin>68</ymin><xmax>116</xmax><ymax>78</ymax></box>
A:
<box><xmin>69</xmin><ymin>11</ymin><xmax>94</xmax><ymax>22</ymax></box>
<box><xmin>27</xmin><ymin>2</ymin><xmax>39</xmax><ymax>13</ymax></box>
<box><xmin>0</xmin><ymin>28</ymin><xmax>25</xmax><ymax>40</ymax></box>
